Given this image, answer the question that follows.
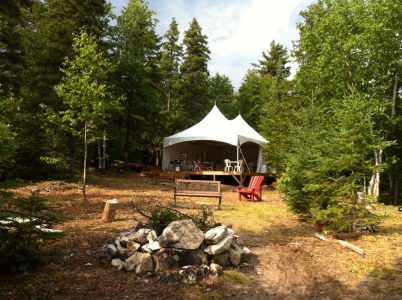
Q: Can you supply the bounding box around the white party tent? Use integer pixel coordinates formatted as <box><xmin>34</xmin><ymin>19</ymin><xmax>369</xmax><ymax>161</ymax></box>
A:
<box><xmin>162</xmin><ymin>105</ymin><xmax>268</xmax><ymax>172</ymax></box>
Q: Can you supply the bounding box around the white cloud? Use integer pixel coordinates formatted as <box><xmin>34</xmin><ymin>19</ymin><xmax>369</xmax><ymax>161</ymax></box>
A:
<box><xmin>110</xmin><ymin>0</ymin><xmax>315</xmax><ymax>89</ymax></box>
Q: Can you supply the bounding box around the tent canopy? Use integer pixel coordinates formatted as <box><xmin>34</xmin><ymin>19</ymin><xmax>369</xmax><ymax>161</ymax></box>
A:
<box><xmin>162</xmin><ymin>105</ymin><xmax>268</xmax><ymax>171</ymax></box>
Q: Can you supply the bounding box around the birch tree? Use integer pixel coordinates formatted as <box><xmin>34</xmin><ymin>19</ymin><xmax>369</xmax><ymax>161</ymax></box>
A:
<box><xmin>55</xmin><ymin>31</ymin><xmax>117</xmax><ymax>202</ymax></box>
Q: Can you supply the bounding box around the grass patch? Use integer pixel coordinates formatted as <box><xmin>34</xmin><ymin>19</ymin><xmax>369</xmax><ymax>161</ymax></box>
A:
<box><xmin>368</xmin><ymin>267</ymin><xmax>396</xmax><ymax>280</ymax></box>
<box><xmin>222</xmin><ymin>269</ymin><xmax>247</xmax><ymax>285</ymax></box>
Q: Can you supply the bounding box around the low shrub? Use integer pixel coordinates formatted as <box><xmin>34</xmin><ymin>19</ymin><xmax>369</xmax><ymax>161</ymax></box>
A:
<box><xmin>0</xmin><ymin>190</ymin><xmax>63</xmax><ymax>271</ymax></box>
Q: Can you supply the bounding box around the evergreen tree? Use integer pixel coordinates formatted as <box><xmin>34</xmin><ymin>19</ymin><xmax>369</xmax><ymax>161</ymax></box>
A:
<box><xmin>255</xmin><ymin>40</ymin><xmax>290</xmax><ymax>80</ymax></box>
<box><xmin>0</xmin><ymin>0</ymin><xmax>33</xmax><ymax>94</ymax></box>
<box><xmin>208</xmin><ymin>73</ymin><xmax>236</xmax><ymax>119</ymax></box>
<box><xmin>237</xmin><ymin>69</ymin><xmax>263</xmax><ymax>129</ymax></box>
<box><xmin>256</xmin><ymin>41</ymin><xmax>294</xmax><ymax>172</ymax></box>
<box><xmin>160</xmin><ymin>18</ymin><xmax>183</xmax><ymax>135</ymax></box>
<box><xmin>19</xmin><ymin>0</ymin><xmax>111</xmax><ymax>177</ymax></box>
<box><xmin>282</xmin><ymin>92</ymin><xmax>391</xmax><ymax>231</ymax></box>
<box><xmin>179</xmin><ymin>18</ymin><xmax>210</xmax><ymax>127</ymax></box>
<box><xmin>113</xmin><ymin>0</ymin><xmax>160</xmax><ymax>167</ymax></box>
<box><xmin>293</xmin><ymin>0</ymin><xmax>402</xmax><ymax>203</ymax></box>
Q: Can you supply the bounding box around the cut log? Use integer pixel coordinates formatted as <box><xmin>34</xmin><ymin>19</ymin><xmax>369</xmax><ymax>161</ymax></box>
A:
<box><xmin>101</xmin><ymin>199</ymin><xmax>119</xmax><ymax>223</ymax></box>
<box><xmin>336</xmin><ymin>240</ymin><xmax>365</xmax><ymax>256</ymax></box>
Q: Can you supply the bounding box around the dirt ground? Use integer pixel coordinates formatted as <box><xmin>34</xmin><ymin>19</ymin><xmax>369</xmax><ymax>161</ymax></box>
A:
<box><xmin>1</xmin><ymin>171</ymin><xmax>401</xmax><ymax>300</ymax></box>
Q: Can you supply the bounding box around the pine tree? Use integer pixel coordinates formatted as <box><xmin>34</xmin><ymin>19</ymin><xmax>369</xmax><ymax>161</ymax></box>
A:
<box><xmin>255</xmin><ymin>40</ymin><xmax>290</xmax><ymax>80</ymax></box>
<box><xmin>113</xmin><ymin>0</ymin><xmax>160</xmax><ymax>168</ymax></box>
<box><xmin>208</xmin><ymin>73</ymin><xmax>236</xmax><ymax>118</ymax></box>
<box><xmin>256</xmin><ymin>41</ymin><xmax>294</xmax><ymax>172</ymax></box>
<box><xmin>159</xmin><ymin>18</ymin><xmax>184</xmax><ymax>135</ymax></box>
<box><xmin>179</xmin><ymin>18</ymin><xmax>210</xmax><ymax>126</ymax></box>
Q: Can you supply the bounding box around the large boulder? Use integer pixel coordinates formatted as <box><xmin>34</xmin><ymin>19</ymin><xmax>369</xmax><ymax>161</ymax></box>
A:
<box><xmin>123</xmin><ymin>252</ymin><xmax>153</xmax><ymax>274</ymax></box>
<box><xmin>158</xmin><ymin>219</ymin><xmax>204</xmax><ymax>250</ymax></box>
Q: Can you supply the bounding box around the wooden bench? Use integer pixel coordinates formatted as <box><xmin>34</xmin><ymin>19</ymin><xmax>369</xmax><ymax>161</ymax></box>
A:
<box><xmin>173</xmin><ymin>179</ymin><xmax>222</xmax><ymax>210</ymax></box>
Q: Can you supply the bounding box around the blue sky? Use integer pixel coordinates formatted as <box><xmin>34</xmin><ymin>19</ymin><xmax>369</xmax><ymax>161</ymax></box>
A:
<box><xmin>109</xmin><ymin>0</ymin><xmax>316</xmax><ymax>89</ymax></box>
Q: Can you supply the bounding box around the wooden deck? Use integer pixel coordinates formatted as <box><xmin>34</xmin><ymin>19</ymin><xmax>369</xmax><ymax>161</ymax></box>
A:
<box><xmin>157</xmin><ymin>170</ymin><xmax>275</xmax><ymax>185</ymax></box>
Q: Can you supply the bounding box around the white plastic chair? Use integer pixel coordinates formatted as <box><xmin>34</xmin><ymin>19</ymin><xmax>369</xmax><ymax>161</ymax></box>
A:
<box><xmin>234</xmin><ymin>160</ymin><xmax>243</xmax><ymax>172</ymax></box>
<box><xmin>224</xmin><ymin>159</ymin><xmax>233</xmax><ymax>172</ymax></box>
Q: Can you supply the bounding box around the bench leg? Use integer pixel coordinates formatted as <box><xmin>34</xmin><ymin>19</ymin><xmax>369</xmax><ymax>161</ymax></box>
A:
<box><xmin>173</xmin><ymin>194</ymin><xmax>177</xmax><ymax>207</ymax></box>
<box><xmin>218</xmin><ymin>196</ymin><xmax>222</xmax><ymax>210</ymax></box>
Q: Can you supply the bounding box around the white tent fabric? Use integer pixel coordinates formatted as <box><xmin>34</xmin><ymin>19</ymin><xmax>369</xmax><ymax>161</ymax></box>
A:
<box><xmin>162</xmin><ymin>105</ymin><xmax>268</xmax><ymax>171</ymax></box>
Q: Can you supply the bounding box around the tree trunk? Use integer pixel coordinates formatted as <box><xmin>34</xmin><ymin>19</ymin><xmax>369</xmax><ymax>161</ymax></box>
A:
<box><xmin>102</xmin><ymin>130</ymin><xmax>106</xmax><ymax>169</ymax></box>
<box><xmin>368</xmin><ymin>149</ymin><xmax>382</xmax><ymax>200</ymax></box>
<box><xmin>123</xmin><ymin>100</ymin><xmax>132</xmax><ymax>170</ymax></box>
<box><xmin>82</xmin><ymin>121</ymin><xmax>88</xmax><ymax>202</ymax></box>
<box><xmin>391</xmin><ymin>73</ymin><xmax>400</xmax><ymax>204</ymax></box>
<box><xmin>97</xmin><ymin>140</ymin><xmax>102</xmax><ymax>169</ymax></box>
<box><xmin>101</xmin><ymin>199</ymin><xmax>118</xmax><ymax>223</ymax></box>
<box><xmin>167</xmin><ymin>90</ymin><xmax>171</xmax><ymax>112</ymax></box>
<box><xmin>393</xmin><ymin>172</ymin><xmax>400</xmax><ymax>205</ymax></box>
<box><xmin>155</xmin><ymin>149</ymin><xmax>159</xmax><ymax>166</ymax></box>
<box><xmin>67</xmin><ymin>134</ymin><xmax>76</xmax><ymax>178</ymax></box>
<box><xmin>391</xmin><ymin>73</ymin><xmax>398</xmax><ymax>117</ymax></box>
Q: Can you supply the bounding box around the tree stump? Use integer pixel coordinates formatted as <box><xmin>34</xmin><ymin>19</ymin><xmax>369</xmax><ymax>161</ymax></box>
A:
<box><xmin>101</xmin><ymin>199</ymin><xmax>119</xmax><ymax>223</ymax></box>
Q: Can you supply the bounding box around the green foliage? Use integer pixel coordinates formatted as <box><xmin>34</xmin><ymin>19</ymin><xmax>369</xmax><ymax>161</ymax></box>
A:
<box><xmin>294</xmin><ymin>0</ymin><xmax>402</xmax><ymax>204</ymax></box>
<box><xmin>0</xmin><ymin>190</ymin><xmax>63</xmax><ymax>271</ymax></box>
<box><xmin>282</xmin><ymin>91</ymin><xmax>392</xmax><ymax>231</ymax></box>
<box><xmin>254</xmin><ymin>40</ymin><xmax>290</xmax><ymax>80</ymax></box>
<box><xmin>112</xmin><ymin>0</ymin><xmax>160</xmax><ymax>164</ymax></box>
<box><xmin>237</xmin><ymin>69</ymin><xmax>264</xmax><ymax>129</ymax></box>
<box><xmin>135</xmin><ymin>203</ymin><xmax>216</xmax><ymax>235</ymax></box>
<box><xmin>54</xmin><ymin>30</ymin><xmax>117</xmax><ymax>137</ymax></box>
<box><xmin>208</xmin><ymin>73</ymin><xmax>237</xmax><ymax>119</ymax></box>
<box><xmin>179</xmin><ymin>18</ymin><xmax>211</xmax><ymax>127</ymax></box>
<box><xmin>16</xmin><ymin>0</ymin><xmax>112</xmax><ymax>176</ymax></box>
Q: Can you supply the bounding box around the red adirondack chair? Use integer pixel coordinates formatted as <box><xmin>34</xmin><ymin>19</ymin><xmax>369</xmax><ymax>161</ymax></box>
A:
<box><xmin>238</xmin><ymin>176</ymin><xmax>265</xmax><ymax>201</ymax></box>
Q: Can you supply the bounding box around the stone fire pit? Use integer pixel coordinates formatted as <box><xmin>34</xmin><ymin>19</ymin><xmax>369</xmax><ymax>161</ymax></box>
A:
<box><xmin>101</xmin><ymin>219</ymin><xmax>251</xmax><ymax>283</ymax></box>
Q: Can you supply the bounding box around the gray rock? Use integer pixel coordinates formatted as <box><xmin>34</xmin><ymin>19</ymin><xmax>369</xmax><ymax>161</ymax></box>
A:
<box><xmin>115</xmin><ymin>240</ymin><xmax>127</xmax><ymax>257</ymax></box>
<box><xmin>229</xmin><ymin>248</ymin><xmax>242</xmax><ymax>266</ymax></box>
<box><xmin>126</xmin><ymin>228</ymin><xmax>154</xmax><ymax>245</ymax></box>
<box><xmin>103</xmin><ymin>243</ymin><xmax>117</xmax><ymax>256</ymax></box>
<box><xmin>153</xmin><ymin>248</ymin><xmax>208</xmax><ymax>272</ymax></box>
<box><xmin>141</xmin><ymin>240</ymin><xmax>161</xmax><ymax>253</ymax></box>
<box><xmin>241</xmin><ymin>247</ymin><xmax>252</xmax><ymax>262</ymax></box>
<box><xmin>147</xmin><ymin>230</ymin><xmax>158</xmax><ymax>242</ymax></box>
<box><xmin>204</xmin><ymin>225</ymin><xmax>228</xmax><ymax>244</ymax></box>
<box><xmin>111</xmin><ymin>258</ymin><xmax>123</xmax><ymax>268</ymax></box>
<box><xmin>179</xmin><ymin>265</ymin><xmax>210</xmax><ymax>283</ymax></box>
<box><xmin>204</xmin><ymin>233</ymin><xmax>233</xmax><ymax>255</ymax></box>
<box><xmin>124</xmin><ymin>252</ymin><xmax>153</xmax><ymax>274</ymax></box>
<box><xmin>212</xmin><ymin>251</ymin><xmax>231</xmax><ymax>267</ymax></box>
<box><xmin>158</xmin><ymin>219</ymin><xmax>204</xmax><ymax>250</ymax></box>
<box><xmin>209</xmin><ymin>263</ymin><xmax>223</xmax><ymax>276</ymax></box>
<box><xmin>126</xmin><ymin>241</ymin><xmax>141</xmax><ymax>256</ymax></box>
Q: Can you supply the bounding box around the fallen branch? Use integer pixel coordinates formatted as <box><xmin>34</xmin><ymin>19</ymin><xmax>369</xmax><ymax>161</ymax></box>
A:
<box><xmin>312</xmin><ymin>232</ymin><xmax>365</xmax><ymax>256</ymax></box>
<box><xmin>313</xmin><ymin>232</ymin><xmax>327</xmax><ymax>241</ymax></box>
<box><xmin>336</xmin><ymin>239</ymin><xmax>365</xmax><ymax>256</ymax></box>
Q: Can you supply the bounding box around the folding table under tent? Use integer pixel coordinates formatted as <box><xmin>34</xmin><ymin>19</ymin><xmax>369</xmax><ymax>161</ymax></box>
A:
<box><xmin>162</xmin><ymin>105</ymin><xmax>268</xmax><ymax>172</ymax></box>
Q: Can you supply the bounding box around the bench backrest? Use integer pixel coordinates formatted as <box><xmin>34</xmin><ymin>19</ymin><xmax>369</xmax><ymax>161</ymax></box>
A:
<box><xmin>175</xmin><ymin>179</ymin><xmax>221</xmax><ymax>194</ymax></box>
<box><xmin>246</xmin><ymin>176</ymin><xmax>264</xmax><ymax>191</ymax></box>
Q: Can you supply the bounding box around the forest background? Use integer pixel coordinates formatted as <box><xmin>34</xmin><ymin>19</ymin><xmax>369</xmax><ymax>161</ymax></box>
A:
<box><xmin>1</xmin><ymin>0</ymin><xmax>401</xmax><ymax>225</ymax></box>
